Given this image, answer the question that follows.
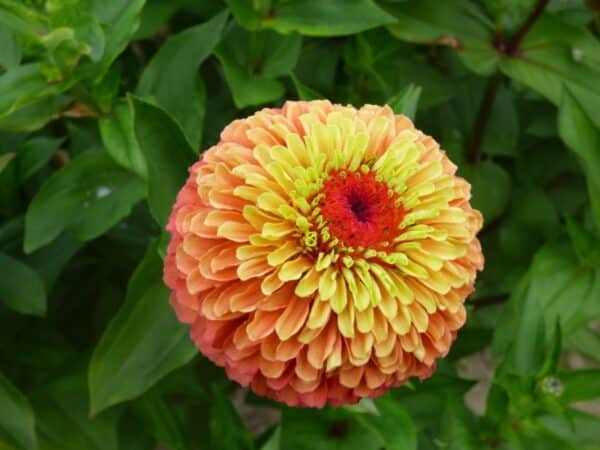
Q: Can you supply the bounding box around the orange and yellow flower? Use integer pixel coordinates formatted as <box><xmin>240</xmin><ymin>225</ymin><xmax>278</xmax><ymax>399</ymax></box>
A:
<box><xmin>163</xmin><ymin>100</ymin><xmax>484</xmax><ymax>407</ymax></box>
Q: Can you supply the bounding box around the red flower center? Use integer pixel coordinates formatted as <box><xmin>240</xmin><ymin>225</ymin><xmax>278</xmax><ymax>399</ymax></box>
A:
<box><xmin>319</xmin><ymin>171</ymin><xmax>405</xmax><ymax>250</ymax></box>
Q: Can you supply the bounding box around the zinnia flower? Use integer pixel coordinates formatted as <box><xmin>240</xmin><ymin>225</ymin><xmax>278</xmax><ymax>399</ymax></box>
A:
<box><xmin>164</xmin><ymin>100</ymin><xmax>484</xmax><ymax>407</ymax></box>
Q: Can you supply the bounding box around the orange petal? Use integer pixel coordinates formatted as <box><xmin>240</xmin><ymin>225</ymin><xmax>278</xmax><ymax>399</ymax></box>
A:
<box><xmin>217</xmin><ymin>221</ymin><xmax>255</xmax><ymax>242</ymax></box>
<box><xmin>275</xmin><ymin>296</ymin><xmax>310</xmax><ymax>340</ymax></box>
<box><xmin>307</xmin><ymin>321</ymin><xmax>337</xmax><ymax>369</ymax></box>
<box><xmin>258</xmin><ymin>283</ymin><xmax>295</xmax><ymax>311</ymax></box>
<box><xmin>247</xmin><ymin>309</ymin><xmax>281</xmax><ymax>341</ymax></box>
<box><xmin>237</xmin><ymin>257</ymin><xmax>273</xmax><ymax>281</ymax></box>
<box><xmin>276</xmin><ymin>338</ymin><xmax>303</xmax><ymax>361</ymax></box>
<box><xmin>339</xmin><ymin>366</ymin><xmax>363</xmax><ymax>388</ymax></box>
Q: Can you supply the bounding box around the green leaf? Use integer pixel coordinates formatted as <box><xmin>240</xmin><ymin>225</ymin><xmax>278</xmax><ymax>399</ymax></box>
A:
<box><xmin>540</xmin><ymin>322</ymin><xmax>562</xmax><ymax>377</ymax></box>
<box><xmin>25</xmin><ymin>233</ymin><xmax>82</xmax><ymax>292</ymax></box>
<box><xmin>538</xmin><ymin>410</ymin><xmax>600</xmax><ymax>450</ymax></box>
<box><xmin>0</xmin><ymin>252</ymin><xmax>46</xmax><ymax>316</ymax></box>
<box><xmin>260</xmin><ymin>427</ymin><xmax>280</xmax><ymax>450</ymax></box>
<box><xmin>0</xmin><ymin>1</ymin><xmax>44</xmax><ymax>43</ymax></box>
<box><xmin>15</xmin><ymin>136</ymin><xmax>64</xmax><ymax>183</ymax></box>
<box><xmin>32</xmin><ymin>366</ymin><xmax>119</xmax><ymax>450</ymax></box>
<box><xmin>558</xmin><ymin>90</ymin><xmax>600</xmax><ymax>231</ymax></box>
<box><xmin>225</xmin><ymin>0</ymin><xmax>262</xmax><ymax>30</ymax></box>
<box><xmin>209</xmin><ymin>385</ymin><xmax>254</xmax><ymax>450</ymax></box>
<box><xmin>387</xmin><ymin>83</ymin><xmax>422</xmax><ymax>120</ymax></box>
<box><xmin>0</xmin><ymin>64</ymin><xmax>69</xmax><ymax>129</ymax></box>
<box><xmin>0</xmin><ymin>24</ymin><xmax>21</xmax><ymax>70</ymax></box>
<box><xmin>529</xmin><ymin>242</ymin><xmax>600</xmax><ymax>335</ymax></box>
<box><xmin>498</xmin><ymin>188</ymin><xmax>560</xmax><ymax>262</ymax></box>
<box><xmin>89</xmin><ymin>0</ymin><xmax>147</xmax><ymax>72</ymax></box>
<box><xmin>260</xmin><ymin>32</ymin><xmax>302</xmax><ymax>78</ymax></box>
<box><xmin>565</xmin><ymin>218</ymin><xmax>600</xmax><ymax>265</ymax></box>
<box><xmin>137</xmin><ymin>10</ymin><xmax>228</xmax><ymax>147</ymax></box>
<box><xmin>394</xmin><ymin>373</ymin><xmax>474</xmax><ymax>428</ymax></box>
<box><xmin>493</xmin><ymin>273</ymin><xmax>546</xmax><ymax>376</ymax></box>
<box><xmin>132</xmin><ymin>388</ymin><xmax>190</xmax><ymax>450</ymax></box>
<box><xmin>354</xmin><ymin>396</ymin><xmax>417</xmax><ymax>450</ymax></box>
<box><xmin>263</xmin><ymin>0</ymin><xmax>395</xmax><ymax>37</ymax></box>
<box><xmin>216</xmin><ymin>49</ymin><xmax>285</xmax><ymax>108</ymax></box>
<box><xmin>129</xmin><ymin>95</ymin><xmax>196</xmax><ymax>226</ymax></box>
<box><xmin>499</xmin><ymin>13</ymin><xmax>600</xmax><ymax>111</ymax></box>
<box><xmin>291</xmin><ymin>74</ymin><xmax>324</xmax><ymax>101</ymax></box>
<box><xmin>567</xmin><ymin>327</ymin><xmax>600</xmax><ymax>363</ymax></box>
<box><xmin>279</xmin><ymin>407</ymin><xmax>384</xmax><ymax>450</ymax></box>
<box><xmin>382</xmin><ymin>0</ymin><xmax>499</xmax><ymax>75</ymax></box>
<box><xmin>0</xmin><ymin>373</ymin><xmax>37</xmax><ymax>450</ymax></box>
<box><xmin>294</xmin><ymin>40</ymin><xmax>341</xmax><ymax>96</ymax></box>
<box><xmin>439</xmin><ymin>391</ymin><xmax>479</xmax><ymax>450</ymax></box>
<box><xmin>49</xmin><ymin>5</ymin><xmax>106</xmax><ymax>63</ymax></box>
<box><xmin>0</xmin><ymin>95</ymin><xmax>72</xmax><ymax>133</ymax></box>
<box><xmin>88</xmin><ymin>241</ymin><xmax>196</xmax><ymax>415</ymax></box>
<box><xmin>24</xmin><ymin>150</ymin><xmax>145</xmax><ymax>253</ymax></box>
<box><xmin>559</xmin><ymin>369</ymin><xmax>600</xmax><ymax>404</ymax></box>
<box><xmin>0</xmin><ymin>152</ymin><xmax>14</xmax><ymax>175</ymax></box>
<box><xmin>448</xmin><ymin>326</ymin><xmax>493</xmax><ymax>360</ymax></box>
<box><xmin>134</xmin><ymin>0</ymin><xmax>182</xmax><ymax>40</ymax></box>
<box><xmin>482</xmin><ymin>86</ymin><xmax>519</xmax><ymax>157</ymax></box>
<box><xmin>216</xmin><ymin>24</ymin><xmax>301</xmax><ymax>108</ymax></box>
<box><xmin>496</xmin><ymin>240</ymin><xmax>600</xmax><ymax>376</ymax></box>
<box><xmin>99</xmin><ymin>101</ymin><xmax>147</xmax><ymax>178</ymax></box>
<box><xmin>459</xmin><ymin>160</ymin><xmax>511</xmax><ymax>222</ymax></box>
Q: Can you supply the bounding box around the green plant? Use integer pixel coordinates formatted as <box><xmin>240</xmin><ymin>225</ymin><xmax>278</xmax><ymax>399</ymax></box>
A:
<box><xmin>1</xmin><ymin>0</ymin><xmax>600</xmax><ymax>449</ymax></box>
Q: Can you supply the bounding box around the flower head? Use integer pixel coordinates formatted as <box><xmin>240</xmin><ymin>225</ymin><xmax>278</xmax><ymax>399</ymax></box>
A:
<box><xmin>164</xmin><ymin>100</ymin><xmax>484</xmax><ymax>407</ymax></box>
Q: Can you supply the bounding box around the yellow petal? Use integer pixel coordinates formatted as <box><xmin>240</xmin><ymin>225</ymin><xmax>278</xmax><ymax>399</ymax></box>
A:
<box><xmin>306</xmin><ymin>300</ymin><xmax>331</xmax><ymax>330</ymax></box>
<box><xmin>257</xmin><ymin>191</ymin><xmax>287</xmax><ymax>215</ymax></box>
<box><xmin>278</xmin><ymin>256</ymin><xmax>312</xmax><ymax>281</ymax></box>
<box><xmin>353</xmin><ymin>276</ymin><xmax>371</xmax><ymax>312</ymax></box>
<box><xmin>295</xmin><ymin>267</ymin><xmax>320</xmax><ymax>297</ymax></box>
<box><xmin>242</xmin><ymin>205</ymin><xmax>277</xmax><ymax>231</ymax></box>
<box><xmin>356</xmin><ymin>307</ymin><xmax>374</xmax><ymax>333</ymax></box>
<box><xmin>318</xmin><ymin>266</ymin><xmax>337</xmax><ymax>301</ymax></box>
<box><xmin>378</xmin><ymin>288</ymin><xmax>398</xmax><ymax>319</ymax></box>
<box><xmin>337</xmin><ymin>303</ymin><xmax>355</xmax><ymax>338</ymax></box>
<box><xmin>409</xmin><ymin>302</ymin><xmax>429</xmax><ymax>333</ymax></box>
<box><xmin>389</xmin><ymin>305</ymin><xmax>411</xmax><ymax>335</ymax></box>
<box><xmin>262</xmin><ymin>221</ymin><xmax>296</xmax><ymax>240</ymax></box>
<box><xmin>261</xmin><ymin>269</ymin><xmax>285</xmax><ymax>295</ymax></box>
<box><xmin>387</xmin><ymin>270</ymin><xmax>415</xmax><ymax>305</ymax></box>
<box><xmin>267</xmin><ymin>241</ymin><xmax>301</xmax><ymax>266</ymax></box>
<box><xmin>329</xmin><ymin>273</ymin><xmax>347</xmax><ymax>314</ymax></box>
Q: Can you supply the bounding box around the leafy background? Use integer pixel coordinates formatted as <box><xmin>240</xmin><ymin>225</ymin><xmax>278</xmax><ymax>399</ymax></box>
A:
<box><xmin>1</xmin><ymin>0</ymin><xmax>600</xmax><ymax>449</ymax></box>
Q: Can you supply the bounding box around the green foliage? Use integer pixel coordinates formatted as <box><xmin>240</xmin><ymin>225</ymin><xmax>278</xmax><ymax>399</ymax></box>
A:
<box><xmin>1</xmin><ymin>0</ymin><xmax>600</xmax><ymax>449</ymax></box>
<box><xmin>89</xmin><ymin>242</ymin><xmax>196</xmax><ymax>414</ymax></box>
<box><xmin>0</xmin><ymin>373</ymin><xmax>37</xmax><ymax>450</ymax></box>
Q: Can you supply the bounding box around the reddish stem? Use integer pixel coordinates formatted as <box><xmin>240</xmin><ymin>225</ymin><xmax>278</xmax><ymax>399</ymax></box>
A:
<box><xmin>466</xmin><ymin>76</ymin><xmax>501</xmax><ymax>164</ymax></box>
<box><xmin>505</xmin><ymin>0</ymin><xmax>550</xmax><ymax>55</ymax></box>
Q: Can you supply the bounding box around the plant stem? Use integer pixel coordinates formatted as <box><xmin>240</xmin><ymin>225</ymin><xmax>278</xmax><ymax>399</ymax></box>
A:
<box><xmin>466</xmin><ymin>0</ymin><xmax>550</xmax><ymax>164</ymax></box>
<box><xmin>505</xmin><ymin>0</ymin><xmax>550</xmax><ymax>55</ymax></box>
<box><xmin>466</xmin><ymin>75</ymin><xmax>501</xmax><ymax>164</ymax></box>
